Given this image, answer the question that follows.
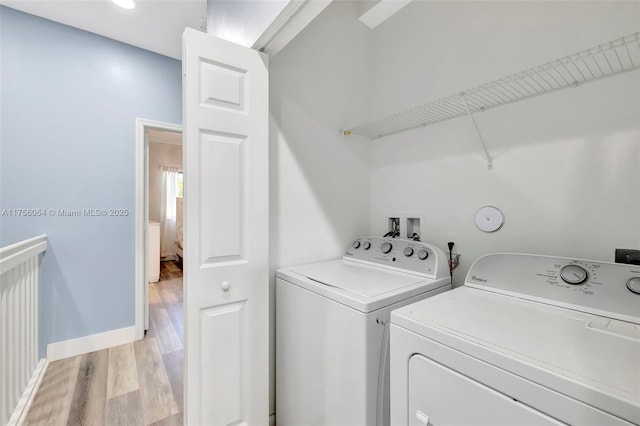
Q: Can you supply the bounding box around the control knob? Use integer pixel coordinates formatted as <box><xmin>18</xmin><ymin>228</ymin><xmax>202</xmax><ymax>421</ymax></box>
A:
<box><xmin>404</xmin><ymin>247</ymin><xmax>414</xmax><ymax>257</ymax></box>
<box><xmin>560</xmin><ymin>264</ymin><xmax>588</xmax><ymax>285</ymax></box>
<box><xmin>352</xmin><ymin>240</ymin><xmax>361</xmax><ymax>249</ymax></box>
<box><xmin>381</xmin><ymin>242</ymin><xmax>393</xmax><ymax>254</ymax></box>
<box><xmin>363</xmin><ymin>241</ymin><xmax>371</xmax><ymax>250</ymax></box>
<box><xmin>627</xmin><ymin>277</ymin><xmax>640</xmax><ymax>294</ymax></box>
<box><xmin>417</xmin><ymin>250</ymin><xmax>429</xmax><ymax>260</ymax></box>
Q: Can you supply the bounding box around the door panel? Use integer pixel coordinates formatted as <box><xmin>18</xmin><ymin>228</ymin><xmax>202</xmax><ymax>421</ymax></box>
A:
<box><xmin>200</xmin><ymin>302</ymin><xmax>245</xmax><ymax>424</ymax></box>
<box><xmin>199</xmin><ymin>130</ymin><xmax>245</xmax><ymax>263</ymax></box>
<box><xmin>183</xmin><ymin>28</ymin><xmax>269</xmax><ymax>426</ymax></box>
<box><xmin>199</xmin><ymin>60</ymin><xmax>247</xmax><ymax>110</ymax></box>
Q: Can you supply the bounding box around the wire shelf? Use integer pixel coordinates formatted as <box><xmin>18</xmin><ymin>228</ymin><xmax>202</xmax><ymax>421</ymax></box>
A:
<box><xmin>344</xmin><ymin>32</ymin><xmax>640</xmax><ymax>140</ymax></box>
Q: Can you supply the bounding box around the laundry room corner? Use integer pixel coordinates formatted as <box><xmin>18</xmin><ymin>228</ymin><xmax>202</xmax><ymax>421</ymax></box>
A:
<box><xmin>269</xmin><ymin>0</ymin><xmax>640</xmax><ymax>417</ymax></box>
<box><xmin>269</xmin><ymin>0</ymin><xmax>373</xmax><ymax>269</ymax></box>
<box><xmin>268</xmin><ymin>1</ymin><xmax>375</xmax><ymax>417</ymax></box>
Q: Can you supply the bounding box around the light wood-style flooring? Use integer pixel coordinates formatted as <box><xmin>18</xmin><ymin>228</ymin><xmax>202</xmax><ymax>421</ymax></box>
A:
<box><xmin>24</xmin><ymin>261</ymin><xmax>184</xmax><ymax>426</ymax></box>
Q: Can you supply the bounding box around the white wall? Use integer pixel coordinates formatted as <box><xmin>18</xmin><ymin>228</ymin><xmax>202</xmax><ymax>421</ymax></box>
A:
<box><xmin>368</xmin><ymin>1</ymin><xmax>640</xmax><ymax>285</ymax></box>
<box><xmin>269</xmin><ymin>0</ymin><xmax>373</xmax><ymax>414</ymax></box>
<box><xmin>0</xmin><ymin>7</ymin><xmax>183</xmax><ymax>351</ymax></box>
<box><xmin>148</xmin><ymin>141</ymin><xmax>183</xmax><ymax>257</ymax></box>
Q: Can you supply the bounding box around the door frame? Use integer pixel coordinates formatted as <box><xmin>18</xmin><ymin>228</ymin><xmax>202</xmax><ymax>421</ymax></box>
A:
<box><xmin>134</xmin><ymin>117</ymin><xmax>183</xmax><ymax>340</ymax></box>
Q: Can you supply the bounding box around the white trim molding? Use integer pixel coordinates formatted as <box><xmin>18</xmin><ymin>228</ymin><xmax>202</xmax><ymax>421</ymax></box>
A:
<box><xmin>47</xmin><ymin>326</ymin><xmax>136</xmax><ymax>361</ymax></box>
<box><xmin>252</xmin><ymin>0</ymin><xmax>333</xmax><ymax>57</ymax></box>
<box><xmin>135</xmin><ymin>118</ymin><xmax>182</xmax><ymax>340</ymax></box>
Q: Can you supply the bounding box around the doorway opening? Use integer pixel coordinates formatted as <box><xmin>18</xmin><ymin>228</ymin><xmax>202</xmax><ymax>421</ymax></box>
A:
<box><xmin>135</xmin><ymin>118</ymin><xmax>183</xmax><ymax>339</ymax></box>
<box><xmin>146</xmin><ymin>129</ymin><xmax>184</xmax><ymax>349</ymax></box>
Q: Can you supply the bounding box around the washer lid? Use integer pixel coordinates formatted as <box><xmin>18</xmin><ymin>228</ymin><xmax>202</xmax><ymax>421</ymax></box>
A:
<box><xmin>277</xmin><ymin>259</ymin><xmax>448</xmax><ymax>313</ymax></box>
<box><xmin>391</xmin><ymin>286</ymin><xmax>640</xmax><ymax>425</ymax></box>
<box><xmin>291</xmin><ymin>260</ymin><xmax>425</xmax><ymax>298</ymax></box>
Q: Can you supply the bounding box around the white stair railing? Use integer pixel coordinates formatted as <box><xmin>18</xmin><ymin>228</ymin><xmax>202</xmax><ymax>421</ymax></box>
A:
<box><xmin>0</xmin><ymin>235</ymin><xmax>48</xmax><ymax>426</ymax></box>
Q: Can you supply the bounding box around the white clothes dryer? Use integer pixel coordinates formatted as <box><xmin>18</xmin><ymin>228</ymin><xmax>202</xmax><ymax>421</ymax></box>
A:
<box><xmin>276</xmin><ymin>237</ymin><xmax>451</xmax><ymax>426</ymax></box>
<box><xmin>391</xmin><ymin>253</ymin><xmax>640</xmax><ymax>426</ymax></box>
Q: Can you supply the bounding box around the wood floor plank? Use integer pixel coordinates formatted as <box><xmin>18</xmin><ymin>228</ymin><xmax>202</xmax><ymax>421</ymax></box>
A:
<box><xmin>167</xmin><ymin>279</ymin><xmax>183</xmax><ymax>304</ymax></box>
<box><xmin>134</xmin><ymin>337</ymin><xmax>178</xmax><ymax>425</ymax></box>
<box><xmin>149</xmin><ymin>304</ymin><xmax>182</xmax><ymax>354</ymax></box>
<box><xmin>164</xmin><ymin>302</ymin><xmax>183</xmax><ymax>341</ymax></box>
<box><xmin>156</xmin><ymin>282</ymin><xmax>178</xmax><ymax>304</ymax></box>
<box><xmin>148</xmin><ymin>283</ymin><xmax>162</xmax><ymax>304</ymax></box>
<box><xmin>105</xmin><ymin>390</ymin><xmax>143</xmax><ymax>426</ymax></box>
<box><xmin>67</xmin><ymin>350</ymin><xmax>109</xmax><ymax>426</ymax></box>
<box><xmin>24</xmin><ymin>261</ymin><xmax>183</xmax><ymax>425</ymax></box>
<box><xmin>161</xmin><ymin>350</ymin><xmax>183</xmax><ymax>413</ymax></box>
<box><xmin>107</xmin><ymin>343</ymin><xmax>139</xmax><ymax>399</ymax></box>
<box><xmin>146</xmin><ymin>323</ymin><xmax>156</xmax><ymax>340</ymax></box>
<box><xmin>148</xmin><ymin>412</ymin><xmax>183</xmax><ymax>426</ymax></box>
<box><xmin>23</xmin><ymin>356</ymin><xmax>82</xmax><ymax>426</ymax></box>
<box><xmin>159</xmin><ymin>263</ymin><xmax>181</xmax><ymax>281</ymax></box>
<box><xmin>164</xmin><ymin>262</ymin><xmax>180</xmax><ymax>274</ymax></box>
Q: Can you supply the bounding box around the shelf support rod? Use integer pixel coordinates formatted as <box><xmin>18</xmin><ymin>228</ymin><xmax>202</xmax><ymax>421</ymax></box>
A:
<box><xmin>460</xmin><ymin>93</ymin><xmax>493</xmax><ymax>170</ymax></box>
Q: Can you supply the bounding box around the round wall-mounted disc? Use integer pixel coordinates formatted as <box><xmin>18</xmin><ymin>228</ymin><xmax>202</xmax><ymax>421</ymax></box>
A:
<box><xmin>475</xmin><ymin>206</ymin><xmax>504</xmax><ymax>233</ymax></box>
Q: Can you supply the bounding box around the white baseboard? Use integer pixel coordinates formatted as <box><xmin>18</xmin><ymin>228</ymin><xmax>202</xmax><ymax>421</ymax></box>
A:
<box><xmin>7</xmin><ymin>358</ymin><xmax>48</xmax><ymax>426</ymax></box>
<box><xmin>47</xmin><ymin>326</ymin><xmax>136</xmax><ymax>361</ymax></box>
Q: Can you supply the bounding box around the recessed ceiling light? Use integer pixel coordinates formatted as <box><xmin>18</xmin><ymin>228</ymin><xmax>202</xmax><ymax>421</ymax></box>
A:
<box><xmin>112</xmin><ymin>0</ymin><xmax>135</xmax><ymax>10</ymax></box>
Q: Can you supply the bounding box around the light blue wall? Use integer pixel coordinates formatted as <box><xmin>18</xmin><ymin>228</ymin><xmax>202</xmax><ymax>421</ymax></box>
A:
<box><xmin>0</xmin><ymin>6</ymin><xmax>182</xmax><ymax>355</ymax></box>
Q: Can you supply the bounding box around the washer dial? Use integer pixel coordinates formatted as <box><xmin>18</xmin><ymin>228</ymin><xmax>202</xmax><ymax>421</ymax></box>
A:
<box><xmin>404</xmin><ymin>247</ymin><xmax>414</xmax><ymax>257</ymax></box>
<box><xmin>352</xmin><ymin>240</ymin><xmax>361</xmax><ymax>249</ymax></box>
<box><xmin>381</xmin><ymin>242</ymin><xmax>393</xmax><ymax>254</ymax></box>
<box><xmin>363</xmin><ymin>241</ymin><xmax>371</xmax><ymax>250</ymax></box>
<box><xmin>560</xmin><ymin>264</ymin><xmax>588</xmax><ymax>285</ymax></box>
<box><xmin>626</xmin><ymin>277</ymin><xmax>640</xmax><ymax>294</ymax></box>
<box><xmin>417</xmin><ymin>250</ymin><xmax>429</xmax><ymax>260</ymax></box>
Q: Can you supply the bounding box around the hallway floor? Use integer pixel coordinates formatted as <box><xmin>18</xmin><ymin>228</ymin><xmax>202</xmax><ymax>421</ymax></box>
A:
<box><xmin>24</xmin><ymin>261</ymin><xmax>184</xmax><ymax>426</ymax></box>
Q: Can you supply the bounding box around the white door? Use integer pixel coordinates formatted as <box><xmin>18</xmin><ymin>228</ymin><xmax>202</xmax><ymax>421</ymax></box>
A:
<box><xmin>182</xmin><ymin>28</ymin><xmax>269</xmax><ymax>425</ymax></box>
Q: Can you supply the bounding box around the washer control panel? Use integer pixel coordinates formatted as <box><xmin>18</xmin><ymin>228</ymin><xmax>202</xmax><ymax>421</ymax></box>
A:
<box><xmin>466</xmin><ymin>253</ymin><xmax>640</xmax><ymax>324</ymax></box>
<box><xmin>344</xmin><ymin>237</ymin><xmax>449</xmax><ymax>279</ymax></box>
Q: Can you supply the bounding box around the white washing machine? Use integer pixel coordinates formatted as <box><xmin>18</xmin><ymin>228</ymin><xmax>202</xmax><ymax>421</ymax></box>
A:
<box><xmin>276</xmin><ymin>237</ymin><xmax>451</xmax><ymax>426</ymax></box>
<box><xmin>391</xmin><ymin>253</ymin><xmax>640</xmax><ymax>426</ymax></box>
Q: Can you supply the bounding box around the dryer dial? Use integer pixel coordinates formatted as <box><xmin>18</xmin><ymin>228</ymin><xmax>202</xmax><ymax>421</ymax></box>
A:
<box><xmin>363</xmin><ymin>241</ymin><xmax>371</xmax><ymax>250</ymax></box>
<box><xmin>417</xmin><ymin>250</ymin><xmax>429</xmax><ymax>260</ymax></box>
<box><xmin>560</xmin><ymin>264</ymin><xmax>588</xmax><ymax>285</ymax></box>
<box><xmin>352</xmin><ymin>240</ymin><xmax>361</xmax><ymax>249</ymax></box>
<box><xmin>381</xmin><ymin>242</ymin><xmax>393</xmax><ymax>254</ymax></box>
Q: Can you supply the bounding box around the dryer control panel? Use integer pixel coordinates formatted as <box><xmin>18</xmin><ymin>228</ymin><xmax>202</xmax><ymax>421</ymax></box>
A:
<box><xmin>344</xmin><ymin>237</ymin><xmax>449</xmax><ymax>280</ymax></box>
<box><xmin>466</xmin><ymin>253</ymin><xmax>640</xmax><ymax>324</ymax></box>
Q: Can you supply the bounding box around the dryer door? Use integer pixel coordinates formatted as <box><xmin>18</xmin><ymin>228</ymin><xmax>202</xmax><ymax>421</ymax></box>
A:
<box><xmin>407</xmin><ymin>355</ymin><xmax>562</xmax><ymax>426</ymax></box>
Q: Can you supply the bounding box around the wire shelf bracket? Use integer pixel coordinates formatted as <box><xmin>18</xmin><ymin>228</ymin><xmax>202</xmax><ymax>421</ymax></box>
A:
<box><xmin>342</xmin><ymin>32</ymin><xmax>640</xmax><ymax>169</ymax></box>
<box><xmin>461</xmin><ymin>93</ymin><xmax>493</xmax><ymax>170</ymax></box>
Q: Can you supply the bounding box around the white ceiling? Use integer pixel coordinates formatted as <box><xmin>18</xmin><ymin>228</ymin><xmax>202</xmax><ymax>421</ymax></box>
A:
<box><xmin>208</xmin><ymin>0</ymin><xmax>289</xmax><ymax>47</ymax></box>
<box><xmin>0</xmin><ymin>0</ymin><xmax>332</xmax><ymax>60</ymax></box>
<box><xmin>1</xmin><ymin>0</ymin><xmax>207</xmax><ymax>59</ymax></box>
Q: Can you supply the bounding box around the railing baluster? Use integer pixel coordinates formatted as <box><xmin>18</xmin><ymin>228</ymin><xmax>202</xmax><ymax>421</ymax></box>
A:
<box><xmin>0</xmin><ymin>235</ymin><xmax>47</xmax><ymax>425</ymax></box>
<box><xmin>9</xmin><ymin>273</ymin><xmax>16</xmax><ymax>411</ymax></box>
<box><xmin>1</xmin><ymin>273</ymin><xmax>7</xmax><ymax>423</ymax></box>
